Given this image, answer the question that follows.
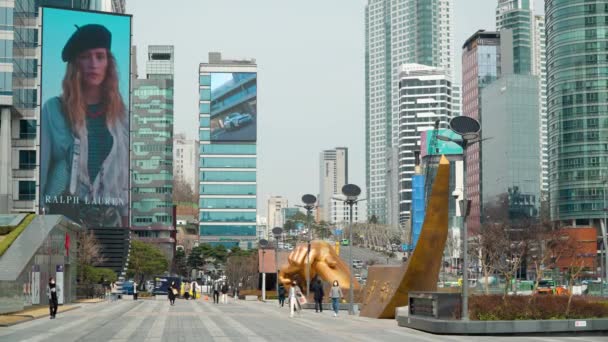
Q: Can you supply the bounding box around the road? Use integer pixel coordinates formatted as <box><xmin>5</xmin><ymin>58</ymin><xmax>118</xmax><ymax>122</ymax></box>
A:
<box><xmin>1</xmin><ymin>297</ymin><xmax>605</xmax><ymax>342</ymax></box>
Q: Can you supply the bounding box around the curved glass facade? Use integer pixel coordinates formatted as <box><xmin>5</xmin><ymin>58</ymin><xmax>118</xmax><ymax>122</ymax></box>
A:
<box><xmin>547</xmin><ymin>0</ymin><xmax>608</xmax><ymax>221</ymax></box>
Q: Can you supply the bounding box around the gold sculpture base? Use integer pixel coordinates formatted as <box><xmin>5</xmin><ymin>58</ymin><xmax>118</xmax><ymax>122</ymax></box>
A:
<box><xmin>360</xmin><ymin>155</ymin><xmax>450</xmax><ymax>318</ymax></box>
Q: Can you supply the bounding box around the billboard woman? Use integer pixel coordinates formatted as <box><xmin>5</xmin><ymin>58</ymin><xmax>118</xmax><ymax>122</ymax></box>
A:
<box><xmin>40</xmin><ymin>24</ymin><xmax>129</xmax><ymax>227</ymax></box>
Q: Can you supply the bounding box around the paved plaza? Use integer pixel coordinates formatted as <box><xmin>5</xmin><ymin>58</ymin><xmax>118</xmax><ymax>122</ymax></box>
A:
<box><xmin>0</xmin><ymin>298</ymin><xmax>605</xmax><ymax>342</ymax></box>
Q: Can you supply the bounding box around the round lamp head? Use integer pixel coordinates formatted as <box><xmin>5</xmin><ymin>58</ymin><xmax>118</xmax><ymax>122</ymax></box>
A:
<box><xmin>302</xmin><ymin>194</ymin><xmax>317</xmax><ymax>205</ymax></box>
<box><xmin>259</xmin><ymin>239</ymin><xmax>269</xmax><ymax>248</ymax></box>
<box><xmin>342</xmin><ymin>184</ymin><xmax>361</xmax><ymax>198</ymax></box>
<box><xmin>272</xmin><ymin>227</ymin><xmax>283</xmax><ymax>236</ymax></box>
<box><xmin>449</xmin><ymin>116</ymin><xmax>480</xmax><ymax>136</ymax></box>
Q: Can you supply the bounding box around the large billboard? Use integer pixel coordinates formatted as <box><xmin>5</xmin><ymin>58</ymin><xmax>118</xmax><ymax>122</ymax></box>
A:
<box><xmin>210</xmin><ymin>72</ymin><xmax>257</xmax><ymax>141</ymax></box>
<box><xmin>420</xmin><ymin>129</ymin><xmax>463</xmax><ymax>158</ymax></box>
<box><xmin>40</xmin><ymin>7</ymin><xmax>131</xmax><ymax>228</ymax></box>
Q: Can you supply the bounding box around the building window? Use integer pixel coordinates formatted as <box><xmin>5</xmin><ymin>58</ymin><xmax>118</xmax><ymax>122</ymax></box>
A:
<box><xmin>199</xmin><ymin>75</ymin><xmax>211</xmax><ymax>86</ymax></box>
<box><xmin>199</xmin><ymin>116</ymin><xmax>210</xmax><ymax>127</ymax></box>
<box><xmin>18</xmin><ymin>181</ymin><xmax>35</xmax><ymax>200</ymax></box>
<box><xmin>19</xmin><ymin>150</ymin><xmax>36</xmax><ymax>169</ymax></box>
<box><xmin>19</xmin><ymin>119</ymin><xmax>36</xmax><ymax>139</ymax></box>
<box><xmin>199</xmin><ymin>102</ymin><xmax>210</xmax><ymax>114</ymax></box>
<box><xmin>199</xmin><ymin>129</ymin><xmax>210</xmax><ymax>141</ymax></box>
<box><xmin>0</xmin><ymin>71</ymin><xmax>12</xmax><ymax>95</ymax></box>
<box><xmin>0</xmin><ymin>7</ymin><xmax>14</xmax><ymax>30</ymax></box>
<box><xmin>199</xmin><ymin>89</ymin><xmax>211</xmax><ymax>101</ymax></box>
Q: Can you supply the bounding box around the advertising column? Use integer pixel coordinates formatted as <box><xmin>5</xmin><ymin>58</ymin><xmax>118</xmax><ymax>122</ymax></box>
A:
<box><xmin>56</xmin><ymin>265</ymin><xmax>64</xmax><ymax>304</ymax></box>
<box><xmin>39</xmin><ymin>7</ymin><xmax>132</xmax><ymax>229</ymax></box>
<box><xmin>31</xmin><ymin>265</ymin><xmax>40</xmax><ymax>305</ymax></box>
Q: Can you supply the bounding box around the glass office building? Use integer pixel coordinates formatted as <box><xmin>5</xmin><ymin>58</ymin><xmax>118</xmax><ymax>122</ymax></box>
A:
<box><xmin>461</xmin><ymin>30</ymin><xmax>501</xmax><ymax>232</ymax></box>
<box><xmin>481</xmin><ymin>75</ymin><xmax>540</xmax><ymax>221</ymax></box>
<box><xmin>496</xmin><ymin>0</ymin><xmax>533</xmax><ymax>75</ymax></box>
<box><xmin>546</xmin><ymin>0</ymin><xmax>608</xmax><ymax>225</ymax></box>
<box><xmin>131</xmin><ymin>45</ymin><xmax>175</xmax><ymax>258</ymax></box>
<box><xmin>199</xmin><ymin>52</ymin><xmax>257</xmax><ymax>249</ymax></box>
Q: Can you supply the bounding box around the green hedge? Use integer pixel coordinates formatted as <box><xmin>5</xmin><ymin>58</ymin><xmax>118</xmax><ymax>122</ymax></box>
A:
<box><xmin>0</xmin><ymin>214</ymin><xmax>35</xmax><ymax>257</ymax></box>
<box><xmin>81</xmin><ymin>265</ymin><xmax>117</xmax><ymax>284</ymax></box>
<box><xmin>469</xmin><ymin>295</ymin><xmax>608</xmax><ymax>320</ymax></box>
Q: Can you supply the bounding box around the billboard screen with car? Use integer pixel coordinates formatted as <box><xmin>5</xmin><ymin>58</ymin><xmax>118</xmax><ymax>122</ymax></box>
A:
<box><xmin>40</xmin><ymin>7</ymin><xmax>131</xmax><ymax>228</ymax></box>
<box><xmin>210</xmin><ymin>72</ymin><xmax>257</xmax><ymax>141</ymax></box>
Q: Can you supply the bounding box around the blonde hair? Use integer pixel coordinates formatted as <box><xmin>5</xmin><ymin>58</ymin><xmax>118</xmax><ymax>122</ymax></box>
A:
<box><xmin>61</xmin><ymin>50</ymin><xmax>125</xmax><ymax>135</ymax></box>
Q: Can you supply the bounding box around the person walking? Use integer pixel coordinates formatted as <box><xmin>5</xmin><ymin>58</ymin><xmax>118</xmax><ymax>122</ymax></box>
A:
<box><xmin>133</xmin><ymin>281</ymin><xmax>138</xmax><ymax>300</ymax></box>
<box><xmin>168</xmin><ymin>281</ymin><xmax>177</xmax><ymax>306</ymax></box>
<box><xmin>221</xmin><ymin>282</ymin><xmax>229</xmax><ymax>304</ymax></box>
<box><xmin>191</xmin><ymin>280</ymin><xmax>197</xmax><ymax>300</ymax></box>
<box><xmin>212</xmin><ymin>282</ymin><xmax>220</xmax><ymax>304</ymax></box>
<box><xmin>184</xmin><ymin>282</ymin><xmax>191</xmax><ymax>300</ymax></box>
<box><xmin>278</xmin><ymin>284</ymin><xmax>286</xmax><ymax>307</ymax></box>
<box><xmin>330</xmin><ymin>280</ymin><xmax>343</xmax><ymax>317</ymax></box>
<box><xmin>312</xmin><ymin>279</ymin><xmax>325</xmax><ymax>313</ymax></box>
<box><xmin>46</xmin><ymin>277</ymin><xmax>60</xmax><ymax>319</ymax></box>
<box><xmin>288</xmin><ymin>281</ymin><xmax>303</xmax><ymax>318</ymax></box>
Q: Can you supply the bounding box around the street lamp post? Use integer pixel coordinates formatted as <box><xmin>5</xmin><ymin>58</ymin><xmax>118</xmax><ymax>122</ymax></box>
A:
<box><xmin>301</xmin><ymin>194</ymin><xmax>317</xmax><ymax>297</ymax></box>
<box><xmin>272</xmin><ymin>227</ymin><xmax>284</xmax><ymax>303</ymax></box>
<box><xmin>341</xmin><ymin>184</ymin><xmax>363</xmax><ymax>315</ymax></box>
<box><xmin>259</xmin><ymin>239</ymin><xmax>269</xmax><ymax>302</ymax></box>
<box><xmin>437</xmin><ymin>116</ymin><xmax>482</xmax><ymax>321</ymax></box>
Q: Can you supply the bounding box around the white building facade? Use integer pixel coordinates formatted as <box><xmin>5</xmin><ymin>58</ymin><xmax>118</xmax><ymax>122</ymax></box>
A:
<box><xmin>398</xmin><ymin>64</ymin><xmax>453</xmax><ymax>223</ymax></box>
<box><xmin>319</xmin><ymin>148</ymin><xmax>348</xmax><ymax>222</ymax></box>
<box><xmin>330</xmin><ymin>195</ymin><xmax>367</xmax><ymax>227</ymax></box>
<box><xmin>174</xmin><ymin>134</ymin><xmax>198</xmax><ymax>191</ymax></box>
<box><xmin>532</xmin><ymin>15</ymin><xmax>548</xmax><ymax>194</ymax></box>
<box><xmin>365</xmin><ymin>0</ymin><xmax>454</xmax><ymax>224</ymax></box>
<box><xmin>267</xmin><ymin>196</ymin><xmax>288</xmax><ymax>231</ymax></box>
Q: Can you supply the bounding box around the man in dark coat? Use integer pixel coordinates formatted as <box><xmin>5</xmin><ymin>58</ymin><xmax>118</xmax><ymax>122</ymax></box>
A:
<box><xmin>312</xmin><ymin>279</ymin><xmax>325</xmax><ymax>313</ymax></box>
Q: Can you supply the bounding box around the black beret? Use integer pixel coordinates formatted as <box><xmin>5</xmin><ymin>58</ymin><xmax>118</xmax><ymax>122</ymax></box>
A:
<box><xmin>61</xmin><ymin>24</ymin><xmax>112</xmax><ymax>62</ymax></box>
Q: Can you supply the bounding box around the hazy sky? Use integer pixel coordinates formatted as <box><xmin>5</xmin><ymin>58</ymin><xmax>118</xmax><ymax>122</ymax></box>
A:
<box><xmin>127</xmin><ymin>0</ymin><xmax>544</xmax><ymax>215</ymax></box>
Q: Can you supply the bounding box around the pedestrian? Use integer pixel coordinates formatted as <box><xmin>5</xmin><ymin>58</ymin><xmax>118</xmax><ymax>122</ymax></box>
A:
<box><xmin>191</xmin><ymin>280</ymin><xmax>197</xmax><ymax>300</ymax></box>
<box><xmin>168</xmin><ymin>281</ymin><xmax>177</xmax><ymax>306</ymax></box>
<box><xmin>278</xmin><ymin>284</ymin><xmax>286</xmax><ymax>307</ymax></box>
<box><xmin>46</xmin><ymin>277</ymin><xmax>60</xmax><ymax>319</ymax></box>
<box><xmin>221</xmin><ymin>282</ymin><xmax>229</xmax><ymax>304</ymax></box>
<box><xmin>330</xmin><ymin>280</ymin><xmax>343</xmax><ymax>317</ymax></box>
<box><xmin>184</xmin><ymin>282</ymin><xmax>191</xmax><ymax>300</ymax></box>
<box><xmin>232</xmin><ymin>284</ymin><xmax>238</xmax><ymax>301</ymax></box>
<box><xmin>312</xmin><ymin>279</ymin><xmax>324</xmax><ymax>313</ymax></box>
<box><xmin>133</xmin><ymin>281</ymin><xmax>138</xmax><ymax>300</ymax></box>
<box><xmin>212</xmin><ymin>282</ymin><xmax>220</xmax><ymax>304</ymax></box>
<box><xmin>110</xmin><ymin>281</ymin><xmax>118</xmax><ymax>301</ymax></box>
<box><xmin>288</xmin><ymin>281</ymin><xmax>303</xmax><ymax>318</ymax></box>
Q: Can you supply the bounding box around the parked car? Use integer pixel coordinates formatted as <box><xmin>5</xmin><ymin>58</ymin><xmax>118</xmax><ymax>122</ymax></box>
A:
<box><xmin>352</xmin><ymin>260</ymin><xmax>364</xmax><ymax>269</ymax></box>
<box><xmin>223</xmin><ymin>113</ymin><xmax>253</xmax><ymax>130</ymax></box>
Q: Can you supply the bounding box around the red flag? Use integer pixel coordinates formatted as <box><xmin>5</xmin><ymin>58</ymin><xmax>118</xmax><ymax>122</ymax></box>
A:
<box><xmin>65</xmin><ymin>233</ymin><xmax>70</xmax><ymax>257</ymax></box>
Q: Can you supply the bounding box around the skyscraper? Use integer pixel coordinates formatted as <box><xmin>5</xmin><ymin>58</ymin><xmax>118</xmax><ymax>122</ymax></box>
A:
<box><xmin>267</xmin><ymin>196</ymin><xmax>288</xmax><ymax>231</ymax></box>
<box><xmin>365</xmin><ymin>0</ymin><xmax>454</xmax><ymax>224</ymax></box>
<box><xmin>532</xmin><ymin>15</ymin><xmax>548</xmax><ymax>194</ymax></box>
<box><xmin>199</xmin><ymin>52</ymin><xmax>257</xmax><ymax>249</ymax></box>
<box><xmin>495</xmin><ymin>0</ymin><xmax>533</xmax><ymax>75</ymax></box>
<box><xmin>546</xmin><ymin>0</ymin><xmax>608</xmax><ymax>227</ymax></box>
<box><xmin>461</xmin><ymin>30</ymin><xmax>501</xmax><ymax>232</ymax></box>
<box><xmin>397</xmin><ymin>64</ymin><xmax>453</xmax><ymax>223</ymax></box>
<box><xmin>131</xmin><ymin>45</ymin><xmax>175</xmax><ymax>258</ymax></box>
<box><xmin>173</xmin><ymin>133</ymin><xmax>198</xmax><ymax>193</ymax></box>
<box><xmin>319</xmin><ymin>147</ymin><xmax>348</xmax><ymax>222</ymax></box>
<box><xmin>0</xmin><ymin>1</ymin><xmax>123</xmax><ymax>214</ymax></box>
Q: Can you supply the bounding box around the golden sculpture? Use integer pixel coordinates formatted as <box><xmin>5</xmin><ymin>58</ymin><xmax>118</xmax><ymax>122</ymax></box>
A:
<box><xmin>279</xmin><ymin>240</ymin><xmax>360</xmax><ymax>291</ymax></box>
<box><xmin>359</xmin><ymin>155</ymin><xmax>450</xmax><ymax>318</ymax></box>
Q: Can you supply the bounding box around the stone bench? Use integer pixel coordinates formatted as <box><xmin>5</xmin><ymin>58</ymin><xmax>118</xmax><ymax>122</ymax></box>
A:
<box><xmin>244</xmin><ymin>295</ymin><xmax>258</xmax><ymax>301</ymax></box>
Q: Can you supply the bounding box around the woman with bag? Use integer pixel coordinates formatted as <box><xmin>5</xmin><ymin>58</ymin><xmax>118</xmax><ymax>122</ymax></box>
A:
<box><xmin>168</xmin><ymin>281</ymin><xmax>177</xmax><ymax>306</ymax></box>
<box><xmin>330</xmin><ymin>280</ymin><xmax>343</xmax><ymax>317</ymax></box>
<box><xmin>288</xmin><ymin>281</ymin><xmax>303</xmax><ymax>318</ymax></box>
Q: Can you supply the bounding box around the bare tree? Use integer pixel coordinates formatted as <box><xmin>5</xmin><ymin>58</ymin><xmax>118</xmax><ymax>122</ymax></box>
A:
<box><xmin>173</xmin><ymin>178</ymin><xmax>196</xmax><ymax>203</ymax></box>
<box><xmin>77</xmin><ymin>230</ymin><xmax>105</xmax><ymax>281</ymax></box>
<box><xmin>225</xmin><ymin>254</ymin><xmax>258</xmax><ymax>290</ymax></box>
